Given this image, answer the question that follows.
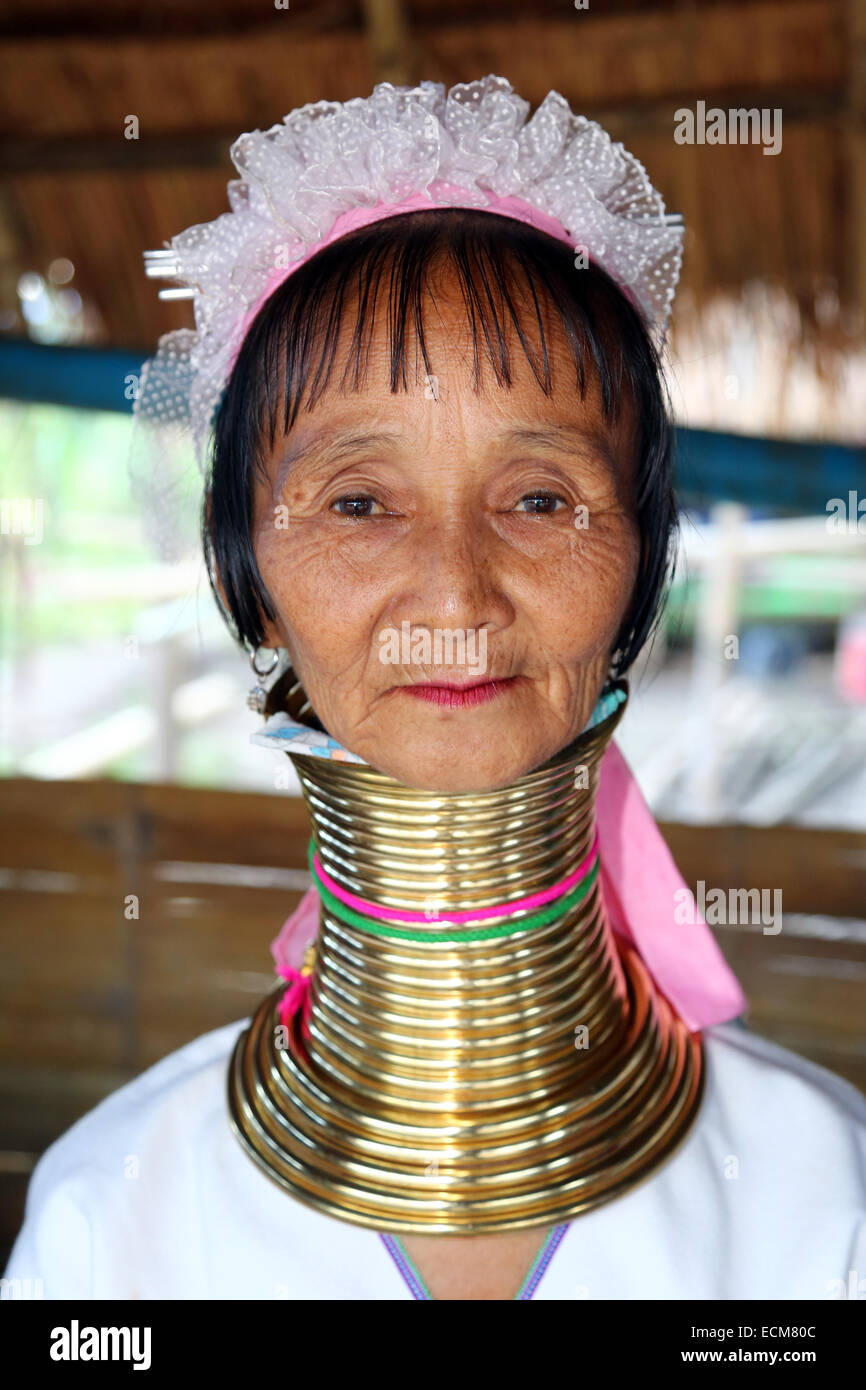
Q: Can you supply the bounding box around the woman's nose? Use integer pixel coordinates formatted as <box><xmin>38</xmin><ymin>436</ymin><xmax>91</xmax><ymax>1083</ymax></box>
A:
<box><xmin>388</xmin><ymin>514</ymin><xmax>514</xmax><ymax>637</ymax></box>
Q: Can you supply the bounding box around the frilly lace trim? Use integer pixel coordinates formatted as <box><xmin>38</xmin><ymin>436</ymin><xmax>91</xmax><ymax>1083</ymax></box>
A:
<box><xmin>135</xmin><ymin>75</ymin><xmax>683</xmax><ymax>474</ymax></box>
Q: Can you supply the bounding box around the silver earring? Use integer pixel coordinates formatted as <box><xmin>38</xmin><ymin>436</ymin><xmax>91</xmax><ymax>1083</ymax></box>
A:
<box><xmin>247</xmin><ymin>645</ymin><xmax>280</xmax><ymax>713</ymax></box>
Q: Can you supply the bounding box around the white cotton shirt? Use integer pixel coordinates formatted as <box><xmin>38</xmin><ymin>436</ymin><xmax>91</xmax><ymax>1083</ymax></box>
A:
<box><xmin>5</xmin><ymin>1018</ymin><xmax>866</xmax><ymax>1301</ymax></box>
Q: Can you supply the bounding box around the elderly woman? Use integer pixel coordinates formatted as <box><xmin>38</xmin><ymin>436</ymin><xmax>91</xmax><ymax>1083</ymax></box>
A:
<box><xmin>7</xmin><ymin>77</ymin><xmax>866</xmax><ymax>1302</ymax></box>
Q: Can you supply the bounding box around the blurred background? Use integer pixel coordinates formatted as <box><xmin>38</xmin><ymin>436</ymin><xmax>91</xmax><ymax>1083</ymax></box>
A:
<box><xmin>1</xmin><ymin>0</ymin><xmax>865</xmax><ymax>1267</ymax></box>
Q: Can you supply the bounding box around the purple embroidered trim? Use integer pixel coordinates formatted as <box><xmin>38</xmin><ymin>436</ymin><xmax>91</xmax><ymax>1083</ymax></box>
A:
<box><xmin>380</xmin><ymin>1233</ymin><xmax>430</xmax><ymax>1300</ymax></box>
<box><xmin>379</xmin><ymin>1223</ymin><xmax>570</xmax><ymax>1301</ymax></box>
<box><xmin>516</xmin><ymin>1222</ymin><xmax>569</xmax><ymax>1300</ymax></box>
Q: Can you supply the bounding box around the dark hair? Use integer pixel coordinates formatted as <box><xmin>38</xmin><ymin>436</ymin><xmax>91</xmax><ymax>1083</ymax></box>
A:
<box><xmin>204</xmin><ymin>207</ymin><xmax>678</xmax><ymax>682</ymax></box>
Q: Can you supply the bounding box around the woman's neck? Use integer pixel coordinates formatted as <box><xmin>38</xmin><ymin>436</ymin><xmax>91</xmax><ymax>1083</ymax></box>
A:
<box><xmin>228</xmin><ymin>681</ymin><xmax>705</xmax><ymax>1233</ymax></box>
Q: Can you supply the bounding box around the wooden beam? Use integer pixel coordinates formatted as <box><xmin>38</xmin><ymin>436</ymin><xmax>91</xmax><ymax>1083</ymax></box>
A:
<box><xmin>661</xmin><ymin>819</ymin><xmax>866</xmax><ymax>919</ymax></box>
<box><xmin>0</xmin><ymin>134</ymin><xmax>230</xmax><ymax>175</ymax></box>
<box><xmin>0</xmin><ymin>88</ymin><xmax>848</xmax><ymax>176</ymax></box>
<box><xmin>847</xmin><ymin>0</ymin><xmax>866</xmax><ymax>322</ymax></box>
<box><xmin>0</xmin><ymin>2</ymin><xmax>844</xmax><ymax>141</ymax></box>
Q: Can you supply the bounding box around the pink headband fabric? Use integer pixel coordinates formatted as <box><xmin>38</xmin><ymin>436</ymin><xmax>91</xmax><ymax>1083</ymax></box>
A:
<box><xmin>228</xmin><ymin>182</ymin><xmax>626</xmax><ymax>377</ymax></box>
<box><xmin>271</xmin><ymin>738</ymin><xmax>747</xmax><ymax>1032</ymax></box>
<box><xmin>139</xmin><ymin>76</ymin><xmax>686</xmax><ymax>504</ymax></box>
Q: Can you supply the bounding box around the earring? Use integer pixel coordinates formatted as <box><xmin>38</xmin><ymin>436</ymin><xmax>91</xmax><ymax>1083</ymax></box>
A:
<box><xmin>247</xmin><ymin>645</ymin><xmax>280</xmax><ymax>713</ymax></box>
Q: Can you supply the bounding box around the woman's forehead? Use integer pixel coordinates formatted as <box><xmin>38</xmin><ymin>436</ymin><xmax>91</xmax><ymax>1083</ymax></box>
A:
<box><xmin>268</xmin><ymin>295</ymin><xmax>635</xmax><ymax>472</ymax></box>
<box><xmin>249</xmin><ymin>248</ymin><xmax>641</xmax><ymax>494</ymax></box>
<box><xmin>289</xmin><ymin>276</ymin><xmax>616</xmax><ymax>408</ymax></box>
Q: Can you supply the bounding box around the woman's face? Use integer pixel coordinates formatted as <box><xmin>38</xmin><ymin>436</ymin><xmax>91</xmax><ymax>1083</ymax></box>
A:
<box><xmin>250</xmin><ymin>265</ymin><xmax>641</xmax><ymax>792</ymax></box>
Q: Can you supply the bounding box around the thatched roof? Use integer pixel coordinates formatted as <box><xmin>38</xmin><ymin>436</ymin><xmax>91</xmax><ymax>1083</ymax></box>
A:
<box><xmin>0</xmin><ymin>0</ymin><xmax>862</xmax><ymax>358</ymax></box>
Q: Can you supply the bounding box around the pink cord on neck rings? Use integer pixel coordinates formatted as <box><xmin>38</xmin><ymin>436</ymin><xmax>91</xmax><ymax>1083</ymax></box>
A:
<box><xmin>277</xmin><ymin>955</ymin><xmax>315</xmax><ymax>1039</ymax></box>
<box><xmin>275</xmin><ymin>835</ymin><xmax>600</xmax><ymax>1040</ymax></box>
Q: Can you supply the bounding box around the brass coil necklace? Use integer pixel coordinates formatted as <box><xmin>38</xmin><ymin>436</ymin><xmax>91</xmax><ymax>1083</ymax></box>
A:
<box><xmin>228</xmin><ymin>681</ymin><xmax>704</xmax><ymax>1233</ymax></box>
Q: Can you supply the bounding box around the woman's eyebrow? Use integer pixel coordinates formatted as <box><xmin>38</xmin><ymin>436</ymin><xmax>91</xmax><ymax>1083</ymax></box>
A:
<box><xmin>274</xmin><ymin>428</ymin><xmax>404</xmax><ymax>492</ymax></box>
<box><xmin>272</xmin><ymin>422</ymin><xmax>618</xmax><ymax>493</ymax></box>
<box><xmin>496</xmin><ymin>424</ymin><xmax>619</xmax><ymax>473</ymax></box>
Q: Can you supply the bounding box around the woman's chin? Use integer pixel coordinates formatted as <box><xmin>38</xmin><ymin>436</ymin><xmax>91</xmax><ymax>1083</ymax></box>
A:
<box><xmin>355</xmin><ymin>725</ymin><xmax>564</xmax><ymax>793</ymax></box>
<box><xmin>367</xmin><ymin>757</ymin><xmax>536</xmax><ymax>794</ymax></box>
<box><xmin>323</xmin><ymin>687</ymin><xmax>580</xmax><ymax>791</ymax></box>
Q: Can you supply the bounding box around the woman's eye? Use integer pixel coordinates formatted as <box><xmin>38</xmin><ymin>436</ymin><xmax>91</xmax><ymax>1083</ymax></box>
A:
<box><xmin>331</xmin><ymin>495</ymin><xmax>383</xmax><ymax>518</ymax></box>
<box><xmin>515</xmin><ymin>492</ymin><xmax>568</xmax><ymax>515</ymax></box>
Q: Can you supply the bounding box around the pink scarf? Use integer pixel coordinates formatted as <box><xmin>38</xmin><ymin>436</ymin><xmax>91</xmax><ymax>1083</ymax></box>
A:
<box><xmin>271</xmin><ymin>740</ymin><xmax>747</xmax><ymax>1032</ymax></box>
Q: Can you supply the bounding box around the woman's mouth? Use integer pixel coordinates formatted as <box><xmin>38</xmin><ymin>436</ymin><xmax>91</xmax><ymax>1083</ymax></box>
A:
<box><xmin>394</xmin><ymin>676</ymin><xmax>523</xmax><ymax>708</ymax></box>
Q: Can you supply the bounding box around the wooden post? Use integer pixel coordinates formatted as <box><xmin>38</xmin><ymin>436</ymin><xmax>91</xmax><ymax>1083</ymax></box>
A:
<box><xmin>686</xmin><ymin>501</ymin><xmax>746</xmax><ymax>818</ymax></box>
<box><xmin>361</xmin><ymin>0</ymin><xmax>413</xmax><ymax>86</ymax></box>
<box><xmin>848</xmin><ymin>1</ymin><xmax>866</xmax><ymax>330</ymax></box>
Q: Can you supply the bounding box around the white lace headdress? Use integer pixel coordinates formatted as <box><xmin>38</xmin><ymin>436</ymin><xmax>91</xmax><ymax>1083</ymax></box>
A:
<box><xmin>130</xmin><ymin>74</ymin><xmax>683</xmax><ymax>561</ymax></box>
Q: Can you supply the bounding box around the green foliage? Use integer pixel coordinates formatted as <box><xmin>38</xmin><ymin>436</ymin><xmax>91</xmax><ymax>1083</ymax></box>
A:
<box><xmin>0</xmin><ymin>401</ymin><xmax>154</xmax><ymax>652</ymax></box>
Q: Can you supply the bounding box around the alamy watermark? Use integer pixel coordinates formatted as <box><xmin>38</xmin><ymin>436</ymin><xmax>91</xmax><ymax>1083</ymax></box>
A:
<box><xmin>378</xmin><ymin>621</ymin><xmax>488</xmax><ymax>678</ymax></box>
<box><xmin>674</xmin><ymin>881</ymin><xmax>782</xmax><ymax>935</ymax></box>
<box><xmin>1</xmin><ymin>497</ymin><xmax>43</xmax><ymax>545</ymax></box>
<box><xmin>49</xmin><ymin>1321</ymin><xmax>151</xmax><ymax>1369</ymax></box>
<box><xmin>827</xmin><ymin>1269</ymin><xmax>866</xmax><ymax>1299</ymax></box>
<box><xmin>826</xmin><ymin>491</ymin><xmax>865</xmax><ymax>534</ymax></box>
<box><xmin>0</xmin><ymin>1277</ymin><xmax>44</xmax><ymax>1299</ymax></box>
<box><xmin>674</xmin><ymin>102</ymin><xmax>782</xmax><ymax>156</ymax></box>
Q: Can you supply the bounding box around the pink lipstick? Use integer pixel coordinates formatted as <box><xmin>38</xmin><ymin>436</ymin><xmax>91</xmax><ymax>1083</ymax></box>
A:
<box><xmin>395</xmin><ymin>676</ymin><xmax>522</xmax><ymax>708</ymax></box>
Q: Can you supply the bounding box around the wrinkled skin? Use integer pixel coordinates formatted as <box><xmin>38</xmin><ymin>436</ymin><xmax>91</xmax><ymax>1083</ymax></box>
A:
<box><xmin>244</xmin><ymin>264</ymin><xmax>640</xmax><ymax>792</ymax></box>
